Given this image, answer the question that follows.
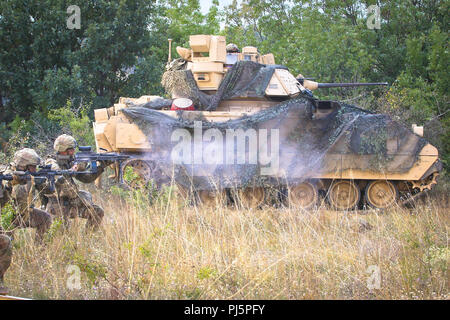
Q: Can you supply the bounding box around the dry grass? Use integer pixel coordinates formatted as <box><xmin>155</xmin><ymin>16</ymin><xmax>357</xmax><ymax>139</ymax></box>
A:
<box><xmin>4</xmin><ymin>184</ymin><xmax>449</xmax><ymax>300</ymax></box>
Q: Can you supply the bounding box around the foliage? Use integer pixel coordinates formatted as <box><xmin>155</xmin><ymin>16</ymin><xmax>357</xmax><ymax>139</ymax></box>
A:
<box><xmin>48</xmin><ymin>100</ymin><xmax>95</xmax><ymax>147</ymax></box>
<box><xmin>0</xmin><ymin>0</ymin><xmax>163</xmax><ymax>118</ymax></box>
<box><xmin>0</xmin><ymin>201</ymin><xmax>16</xmax><ymax>231</ymax></box>
<box><xmin>43</xmin><ymin>217</ymin><xmax>64</xmax><ymax>244</ymax></box>
<box><xmin>72</xmin><ymin>252</ymin><xmax>108</xmax><ymax>287</ymax></box>
<box><xmin>3</xmin><ymin>189</ymin><xmax>450</xmax><ymax>299</ymax></box>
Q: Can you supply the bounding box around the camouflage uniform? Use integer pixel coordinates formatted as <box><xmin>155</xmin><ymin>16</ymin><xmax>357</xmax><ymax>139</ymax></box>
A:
<box><xmin>0</xmin><ymin>168</ymin><xmax>12</xmax><ymax>294</ymax></box>
<box><xmin>0</xmin><ymin>149</ymin><xmax>53</xmax><ymax>294</ymax></box>
<box><xmin>44</xmin><ymin>135</ymin><xmax>106</xmax><ymax>231</ymax></box>
<box><xmin>0</xmin><ymin>228</ymin><xmax>12</xmax><ymax>295</ymax></box>
<box><xmin>0</xmin><ymin>165</ymin><xmax>8</xmax><ymax>208</ymax></box>
<box><xmin>1</xmin><ymin>149</ymin><xmax>53</xmax><ymax>243</ymax></box>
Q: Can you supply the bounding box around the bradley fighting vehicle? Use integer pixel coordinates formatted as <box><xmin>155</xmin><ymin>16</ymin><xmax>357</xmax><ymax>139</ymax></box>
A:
<box><xmin>92</xmin><ymin>35</ymin><xmax>442</xmax><ymax>210</ymax></box>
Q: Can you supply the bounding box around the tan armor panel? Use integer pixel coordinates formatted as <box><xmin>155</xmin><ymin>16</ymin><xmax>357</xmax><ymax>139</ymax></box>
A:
<box><xmin>190</xmin><ymin>61</ymin><xmax>225</xmax><ymax>90</ymax></box>
<box><xmin>116</xmin><ymin>123</ymin><xmax>152</xmax><ymax>151</ymax></box>
<box><xmin>265</xmin><ymin>69</ymin><xmax>300</xmax><ymax>97</ymax></box>
<box><xmin>261</xmin><ymin>53</ymin><xmax>275</xmax><ymax>65</ymax></box>
<box><xmin>187</xmin><ymin>35</ymin><xmax>227</xmax><ymax>90</ymax></box>
<box><xmin>239</xmin><ymin>46</ymin><xmax>259</xmax><ymax>63</ymax></box>
<box><xmin>94</xmin><ymin>108</ymin><xmax>109</xmax><ymax>122</ymax></box>
<box><xmin>189</xmin><ymin>35</ymin><xmax>226</xmax><ymax>63</ymax></box>
<box><xmin>209</xmin><ymin>36</ymin><xmax>226</xmax><ymax>62</ymax></box>
<box><xmin>189</xmin><ymin>35</ymin><xmax>211</xmax><ymax>52</ymax></box>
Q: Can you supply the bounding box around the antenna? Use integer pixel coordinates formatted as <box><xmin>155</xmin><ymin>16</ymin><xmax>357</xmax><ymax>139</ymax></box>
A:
<box><xmin>168</xmin><ymin>38</ymin><xmax>172</xmax><ymax>62</ymax></box>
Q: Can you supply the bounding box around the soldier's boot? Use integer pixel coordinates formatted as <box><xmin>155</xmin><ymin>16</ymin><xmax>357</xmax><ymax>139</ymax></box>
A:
<box><xmin>62</xmin><ymin>216</ymin><xmax>71</xmax><ymax>230</ymax></box>
<box><xmin>85</xmin><ymin>205</ymin><xmax>104</xmax><ymax>232</ymax></box>
<box><xmin>46</xmin><ymin>196</ymin><xmax>61</xmax><ymax>217</ymax></box>
<box><xmin>40</xmin><ymin>212</ymin><xmax>52</xmax><ymax>242</ymax></box>
<box><xmin>46</xmin><ymin>197</ymin><xmax>69</xmax><ymax>230</ymax></box>
<box><xmin>60</xmin><ymin>206</ymin><xmax>76</xmax><ymax>230</ymax></box>
<box><xmin>31</xmin><ymin>208</ymin><xmax>53</xmax><ymax>244</ymax></box>
<box><xmin>0</xmin><ymin>235</ymin><xmax>12</xmax><ymax>295</ymax></box>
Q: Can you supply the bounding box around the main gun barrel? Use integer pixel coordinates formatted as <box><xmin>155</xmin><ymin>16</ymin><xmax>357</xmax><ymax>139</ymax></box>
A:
<box><xmin>296</xmin><ymin>77</ymin><xmax>388</xmax><ymax>91</ymax></box>
<box><xmin>317</xmin><ymin>82</ymin><xmax>388</xmax><ymax>88</ymax></box>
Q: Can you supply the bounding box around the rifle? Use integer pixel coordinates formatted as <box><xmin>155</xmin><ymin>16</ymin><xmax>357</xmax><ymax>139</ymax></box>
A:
<box><xmin>0</xmin><ymin>167</ymin><xmax>93</xmax><ymax>193</ymax></box>
<box><xmin>0</xmin><ymin>172</ymin><xmax>47</xmax><ymax>186</ymax></box>
<box><xmin>1</xmin><ymin>147</ymin><xmax>131</xmax><ymax>191</ymax></box>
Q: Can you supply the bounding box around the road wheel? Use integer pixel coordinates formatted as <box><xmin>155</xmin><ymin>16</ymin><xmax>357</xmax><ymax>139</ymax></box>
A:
<box><xmin>123</xmin><ymin>160</ymin><xmax>170</xmax><ymax>189</ymax></box>
<box><xmin>122</xmin><ymin>160</ymin><xmax>153</xmax><ymax>188</ymax></box>
<box><xmin>327</xmin><ymin>180</ymin><xmax>360</xmax><ymax>210</ymax></box>
<box><xmin>288</xmin><ymin>181</ymin><xmax>318</xmax><ymax>210</ymax></box>
<box><xmin>197</xmin><ymin>190</ymin><xmax>227</xmax><ymax>207</ymax></box>
<box><xmin>234</xmin><ymin>187</ymin><xmax>265</xmax><ymax>209</ymax></box>
<box><xmin>176</xmin><ymin>184</ymin><xmax>192</xmax><ymax>202</ymax></box>
<box><xmin>365</xmin><ymin>180</ymin><xmax>398</xmax><ymax>209</ymax></box>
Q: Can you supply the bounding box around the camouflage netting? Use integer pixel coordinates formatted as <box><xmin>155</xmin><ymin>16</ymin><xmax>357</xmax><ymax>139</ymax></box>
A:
<box><xmin>122</xmin><ymin>97</ymin><xmax>173</xmax><ymax>110</ymax></box>
<box><xmin>122</xmin><ymin>95</ymin><xmax>428</xmax><ymax>190</ymax></box>
<box><xmin>161</xmin><ymin>60</ymin><xmax>287</xmax><ymax>111</ymax></box>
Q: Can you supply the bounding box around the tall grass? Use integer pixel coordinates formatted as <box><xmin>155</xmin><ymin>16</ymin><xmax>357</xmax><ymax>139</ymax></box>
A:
<box><xmin>4</xmin><ymin>183</ymin><xmax>449</xmax><ymax>300</ymax></box>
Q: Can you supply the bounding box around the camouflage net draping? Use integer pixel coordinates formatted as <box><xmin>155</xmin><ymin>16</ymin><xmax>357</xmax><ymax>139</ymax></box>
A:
<box><xmin>122</xmin><ymin>97</ymin><xmax>173</xmax><ymax>110</ymax></box>
<box><xmin>122</xmin><ymin>95</ymin><xmax>427</xmax><ymax>190</ymax></box>
<box><xmin>161</xmin><ymin>60</ymin><xmax>287</xmax><ymax>111</ymax></box>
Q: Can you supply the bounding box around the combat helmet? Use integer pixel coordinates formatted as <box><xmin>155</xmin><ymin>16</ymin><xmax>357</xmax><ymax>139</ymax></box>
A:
<box><xmin>13</xmin><ymin>148</ymin><xmax>41</xmax><ymax>169</ymax></box>
<box><xmin>54</xmin><ymin>134</ymin><xmax>77</xmax><ymax>153</ymax></box>
<box><xmin>226</xmin><ymin>43</ymin><xmax>239</xmax><ymax>53</ymax></box>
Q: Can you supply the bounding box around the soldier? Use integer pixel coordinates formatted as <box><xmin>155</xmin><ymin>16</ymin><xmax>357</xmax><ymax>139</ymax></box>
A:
<box><xmin>0</xmin><ymin>230</ymin><xmax>12</xmax><ymax>295</ymax></box>
<box><xmin>225</xmin><ymin>43</ymin><xmax>240</xmax><ymax>69</ymax></box>
<box><xmin>1</xmin><ymin>148</ymin><xmax>53</xmax><ymax>244</ymax></box>
<box><xmin>44</xmin><ymin>134</ymin><xmax>108</xmax><ymax>231</ymax></box>
<box><xmin>226</xmin><ymin>43</ymin><xmax>240</xmax><ymax>53</ymax></box>
<box><xmin>0</xmin><ymin>168</ymin><xmax>12</xmax><ymax>295</ymax></box>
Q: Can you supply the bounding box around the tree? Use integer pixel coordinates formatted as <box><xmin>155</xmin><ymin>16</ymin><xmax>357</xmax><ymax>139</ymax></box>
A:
<box><xmin>0</xmin><ymin>0</ymin><xmax>165</xmax><ymax>122</ymax></box>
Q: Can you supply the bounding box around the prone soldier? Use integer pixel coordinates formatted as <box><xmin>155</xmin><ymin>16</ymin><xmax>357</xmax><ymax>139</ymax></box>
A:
<box><xmin>44</xmin><ymin>134</ymin><xmax>108</xmax><ymax>231</ymax></box>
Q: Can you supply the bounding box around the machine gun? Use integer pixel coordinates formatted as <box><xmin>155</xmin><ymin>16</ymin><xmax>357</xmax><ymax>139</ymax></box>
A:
<box><xmin>34</xmin><ymin>164</ymin><xmax>99</xmax><ymax>192</ymax></box>
<box><xmin>74</xmin><ymin>146</ymin><xmax>131</xmax><ymax>182</ymax></box>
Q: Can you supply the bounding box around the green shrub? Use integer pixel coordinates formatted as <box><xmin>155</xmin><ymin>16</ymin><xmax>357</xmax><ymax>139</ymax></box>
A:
<box><xmin>48</xmin><ymin>100</ymin><xmax>95</xmax><ymax>148</ymax></box>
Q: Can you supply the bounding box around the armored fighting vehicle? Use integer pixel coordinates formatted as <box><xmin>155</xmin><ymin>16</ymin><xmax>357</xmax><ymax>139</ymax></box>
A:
<box><xmin>92</xmin><ymin>35</ymin><xmax>442</xmax><ymax>210</ymax></box>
